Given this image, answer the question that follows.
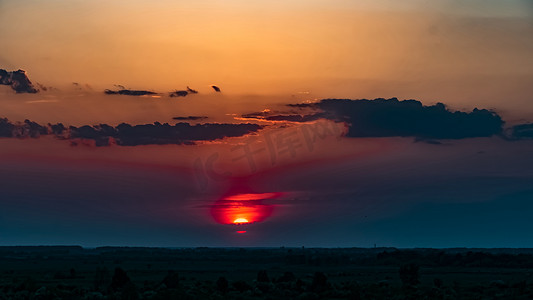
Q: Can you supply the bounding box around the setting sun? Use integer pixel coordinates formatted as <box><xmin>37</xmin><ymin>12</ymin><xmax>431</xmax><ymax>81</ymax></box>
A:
<box><xmin>210</xmin><ymin>191</ymin><xmax>282</xmax><ymax>225</ymax></box>
<box><xmin>233</xmin><ymin>218</ymin><xmax>249</xmax><ymax>224</ymax></box>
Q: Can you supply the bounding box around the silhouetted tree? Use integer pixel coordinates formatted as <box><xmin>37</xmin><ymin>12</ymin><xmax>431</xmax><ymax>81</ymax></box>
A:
<box><xmin>110</xmin><ymin>267</ymin><xmax>131</xmax><ymax>290</ymax></box>
<box><xmin>232</xmin><ymin>280</ymin><xmax>252</xmax><ymax>292</ymax></box>
<box><xmin>16</xmin><ymin>277</ymin><xmax>37</xmax><ymax>293</ymax></box>
<box><xmin>434</xmin><ymin>278</ymin><xmax>443</xmax><ymax>288</ymax></box>
<box><xmin>296</xmin><ymin>279</ymin><xmax>306</xmax><ymax>292</ymax></box>
<box><xmin>257</xmin><ymin>270</ymin><xmax>270</xmax><ymax>282</ymax></box>
<box><xmin>343</xmin><ymin>282</ymin><xmax>362</xmax><ymax>300</ymax></box>
<box><xmin>121</xmin><ymin>282</ymin><xmax>139</xmax><ymax>300</ymax></box>
<box><xmin>94</xmin><ymin>267</ymin><xmax>110</xmax><ymax>291</ymax></box>
<box><xmin>310</xmin><ymin>272</ymin><xmax>328</xmax><ymax>293</ymax></box>
<box><xmin>278</xmin><ymin>271</ymin><xmax>296</xmax><ymax>282</ymax></box>
<box><xmin>161</xmin><ymin>271</ymin><xmax>180</xmax><ymax>289</ymax></box>
<box><xmin>34</xmin><ymin>286</ymin><xmax>55</xmax><ymax>300</ymax></box>
<box><xmin>216</xmin><ymin>277</ymin><xmax>229</xmax><ymax>294</ymax></box>
<box><xmin>53</xmin><ymin>271</ymin><xmax>67</xmax><ymax>280</ymax></box>
<box><xmin>399</xmin><ymin>263</ymin><xmax>420</xmax><ymax>286</ymax></box>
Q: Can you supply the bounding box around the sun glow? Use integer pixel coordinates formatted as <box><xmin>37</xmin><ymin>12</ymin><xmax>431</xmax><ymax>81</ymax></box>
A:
<box><xmin>210</xmin><ymin>191</ymin><xmax>282</xmax><ymax>225</ymax></box>
<box><xmin>233</xmin><ymin>218</ymin><xmax>249</xmax><ymax>224</ymax></box>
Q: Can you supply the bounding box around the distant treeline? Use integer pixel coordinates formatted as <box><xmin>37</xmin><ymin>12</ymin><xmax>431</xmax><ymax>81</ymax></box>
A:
<box><xmin>375</xmin><ymin>250</ymin><xmax>533</xmax><ymax>268</ymax></box>
<box><xmin>284</xmin><ymin>248</ymin><xmax>533</xmax><ymax>268</ymax></box>
<box><xmin>3</xmin><ymin>246</ymin><xmax>533</xmax><ymax>268</ymax></box>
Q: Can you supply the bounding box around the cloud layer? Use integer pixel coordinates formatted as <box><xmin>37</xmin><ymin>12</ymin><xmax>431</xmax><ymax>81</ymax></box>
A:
<box><xmin>246</xmin><ymin>98</ymin><xmax>505</xmax><ymax>139</ymax></box>
<box><xmin>104</xmin><ymin>86</ymin><xmax>201</xmax><ymax>97</ymax></box>
<box><xmin>69</xmin><ymin>122</ymin><xmax>262</xmax><ymax>146</ymax></box>
<box><xmin>104</xmin><ymin>89</ymin><xmax>156</xmax><ymax>96</ymax></box>
<box><xmin>0</xmin><ymin>118</ymin><xmax>262</xmax><ymax>146</ymax></box>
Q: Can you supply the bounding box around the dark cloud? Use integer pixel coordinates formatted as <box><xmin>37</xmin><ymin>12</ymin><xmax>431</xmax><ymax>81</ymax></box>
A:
<box><xmin>0</xmin><ymin>69</ymin><xmax>38</xmax><ymax>93</ymax></box>
<box><xmin>0</xmin><ymin>117</ymin><xmax>262</xmax><ymax>146</ymax></box>
<box><xmin>105</xmin><ymin>86</ymin><xmax>200</xmax><ymax>97</ymax></box>
<box><xmin>186</xmin><ymin>86</ymin><xmax>198</xmax><ymax>94</ymax></box>
<box><xmin>265</xmin><ymin>114</ymin><xmax>325</xmax><ymax>122</ymax></box>
<box><xmin>35</xmin><ymin>83</ymin><xmax>59</xmax><ymax>92</ymax></box>
<box><xmin>507</xmin><ymin>123</ymin><xmax>533</xmax><ymax>140</ymax></box>
<box><xmin>173</xmin><ymin>116</ymin><xmax>208</xmax><ymax>121</ymax></box>
<box><xmin>169</xmin><ymin>90</ymin><xmax>189</xmax><ymax>97</ymax></box>
<box><xmin>242</xmin><ymin>112</ymin><xmax>328</xmax><ymax>123</ymax></box>
<box><xmin>0</xmin><ymin>118</ymin><xmax>14</xmax><ymax>137</ymax></box>
<box><xmin>69</xmin><ymin>122</ymin><xmax>263</xmax><ymax>146</ymax></box>
<box><xmin>48</xmin><ymin>123</ymin><xmax>67</xmax><ymax>136</ymax></box>
<box><xmin>105</xmin><ymin>87</ymin><xmax>198</xmax><ymax>97</ymax></box>
<box><xmin>241</xmin><ymin>111</ymin><xmax>271</xmax><ymax>119</ymax></box>
<box><xmin>0</xmin><ymin>118</ymin><xmax>51</xmax><ymax>138</ymax></box>
<box><xmin>104</xmin><ymin>89</ymin><xmax>157</xmax><ymax>96</ymax></box>
<box><xmin>316</xmin><ymin>98</ymin><xmax>503</xmax><ymax>139</ymax></box>
<box><xmin>258</xmin><ymin>98</ymin><xmax>504</xmax><ymax>139</ymax></box>
<box><xmin>35</xmin><ymin>83</ymin><xmax>52</xmax><ymax>92</ymax></box>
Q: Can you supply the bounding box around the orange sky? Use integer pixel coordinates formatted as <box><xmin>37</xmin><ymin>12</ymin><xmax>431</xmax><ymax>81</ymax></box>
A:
<box><xmin>1</xmin><ymin>0</ymin><xmax>533</xmax><ymax>247</ymax></box>
<box><xmin>0</xmin><ymin>0</ymin><xmax>531</xmax><ymax>108</ymax></box>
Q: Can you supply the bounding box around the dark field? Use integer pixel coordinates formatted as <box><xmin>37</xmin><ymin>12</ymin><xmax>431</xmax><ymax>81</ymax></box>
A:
<box><xmin>1</xmin><ymin>247</ymin><xmax>533</xmax><ymax>299</ymax></box>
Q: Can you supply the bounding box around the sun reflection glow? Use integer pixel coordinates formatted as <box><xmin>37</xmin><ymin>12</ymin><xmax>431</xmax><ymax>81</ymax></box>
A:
<box><xmin>224</xmin><ymin>193</ymin><xmax>278</xmax><ymax>201</ymax></box>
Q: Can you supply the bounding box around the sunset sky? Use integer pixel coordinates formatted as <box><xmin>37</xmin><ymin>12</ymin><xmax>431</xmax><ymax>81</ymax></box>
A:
<box><xmin>0</xmin><ymin>0</ymin><xmax>532</xmax><ymax>247</ymax></box>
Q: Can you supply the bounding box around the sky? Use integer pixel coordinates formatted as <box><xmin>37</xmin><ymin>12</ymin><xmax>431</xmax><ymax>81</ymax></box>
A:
<box><xmin>0</xmin><ymin>0</ymin><xmax>533</xmax><ymax>247</ymax></box>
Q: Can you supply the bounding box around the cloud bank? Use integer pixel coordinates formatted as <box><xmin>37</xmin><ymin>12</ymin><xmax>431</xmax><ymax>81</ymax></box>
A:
<box><xmin>0</xmin><ymin>118</ymin><xmax>262</xmax><ymax>146</ymax></box>
<box><xmin>69</xmin><ymin>122</ymin><xmax>262</xmax><ymax>146</ymax></box>
<box><xmin>246</xmin><ymin>98</ymin><xmax>504</xmax><ymax>139</ymax></box>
